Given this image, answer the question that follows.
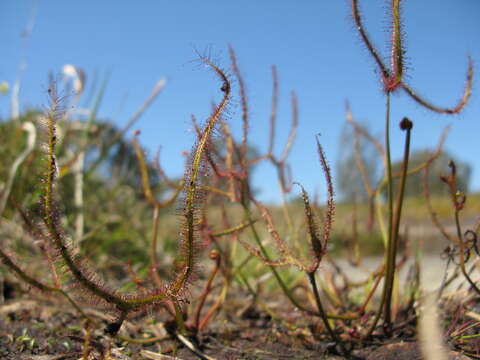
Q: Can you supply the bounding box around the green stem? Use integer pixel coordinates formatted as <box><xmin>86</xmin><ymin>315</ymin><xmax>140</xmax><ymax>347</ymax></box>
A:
<box><xmin>384</xmin><ymin>117</ymin><xmax>412</xmax><ymax>331</ymax></box>
<box><xmin>173</xmin><ymin>301</ymin><xmax>188</xmax><ymax>336</ymax></box>
<box><xmin>307</xmin><ymin>272</ymin><xmax>345</xmax><ymax>352</ymax></box>
<box><xmin>365</xmin><ymin>93</ymin><xmax>392</xmax><ymax>338</ymax></box>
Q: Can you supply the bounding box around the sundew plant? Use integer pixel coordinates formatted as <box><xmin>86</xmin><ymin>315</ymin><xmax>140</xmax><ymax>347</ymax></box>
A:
<box><xmin>0</xmin><ymin>0</ymin><xmax>478</xmax><ymax>358</ymax></box>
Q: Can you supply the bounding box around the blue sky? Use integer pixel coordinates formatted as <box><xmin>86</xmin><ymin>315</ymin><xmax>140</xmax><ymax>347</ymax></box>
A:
<box><xmin>2</xmin><ymin>1</ymin><xmax>479</xmax><ymax>203</ymax></box>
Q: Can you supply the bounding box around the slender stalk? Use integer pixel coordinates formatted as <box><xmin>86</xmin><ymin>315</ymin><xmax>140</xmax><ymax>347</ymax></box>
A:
<box><xmin>357</xmin><ymin>267</ymin><xmax>385</xmax><ymax>315</ymax></box>
<box><xmin>384</xmin><ymin>92</ymin><xmax>394</xmax><ymax>289</ymax></box>
<box><xmin>307</xmin><ymin>272</ymin><xmax>346</xmax><ymax>353</ymax></box>
<box><xmin>384</xmin><ymin>117</ymin><xmax>412</xmax><ymax>330</ymax></box>
<box><xmin>365</xmin><ymin>93</ymin><xmax>392</xmax><ymax>338</ymax></box>
<box><xmin>173</xmin><ymin>301</ymin><xmax>188</xmax><ymax>336</ymax></box>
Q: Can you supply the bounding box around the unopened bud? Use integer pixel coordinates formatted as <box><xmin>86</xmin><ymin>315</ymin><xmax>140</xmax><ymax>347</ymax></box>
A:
<box><xmin>399</xmin><ymin>117</ymin><xmax>413</xmax><ymax>130</ymax></box>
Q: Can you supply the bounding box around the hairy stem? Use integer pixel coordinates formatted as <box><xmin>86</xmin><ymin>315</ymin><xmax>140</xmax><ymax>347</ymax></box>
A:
<box><xmin>171</xmin><ymin>57</ymin><xmax>230</xmax><ymax>295</ymax></box>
